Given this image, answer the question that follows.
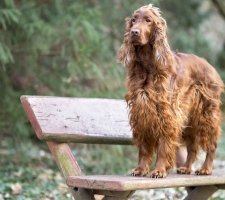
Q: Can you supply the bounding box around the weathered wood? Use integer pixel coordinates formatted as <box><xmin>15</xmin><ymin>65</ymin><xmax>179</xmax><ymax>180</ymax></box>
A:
<box><xmin>47</xmin><ymin>142</ymin><xmax>83</xmax><ymax>177</ymax></box>
<box><xmin>21</xmin><ymin>95</ymin><xmax>131</xmax><ymax>144</ymax></box>
<box><xmin>47</xmin><ymin>142</ymin><xmax>95</xmax><ymax>199</ymax></box>
<box><xmin>184</xmin><ymin>185</ymin><xmax>218</xmax><ymax>200</ymax></box>
<box><xmin>66</xmin><ymin>170</ymin><xmax>225</xmax><ymax>191</ymax></box>
<box><xmin>93</xmin><ymin>190</ymin><xmax>134</xmax><ymax>196</ymax></box>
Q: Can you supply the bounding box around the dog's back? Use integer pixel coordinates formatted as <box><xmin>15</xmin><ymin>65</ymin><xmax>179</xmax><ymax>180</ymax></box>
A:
<box><xmin>174</xmin><ymin>52</ymin><xmax>224</xmax><ymax>94</ymax></box>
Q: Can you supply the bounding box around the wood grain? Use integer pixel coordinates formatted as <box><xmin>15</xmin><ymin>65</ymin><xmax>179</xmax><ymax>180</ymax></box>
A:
<box><xmin>21</xmin><ymin>95</ymin><xmax>132</xmax><ymax>144</ymax></box>
<box><xmin>47</xmin><ymin>142</ymin><xmax>83</xmax><ymax>177</ymax></box>
<box><xmin>66</xmin><ymin>170</ymin><xmax>225</xmax><ymax>191</ymax></box>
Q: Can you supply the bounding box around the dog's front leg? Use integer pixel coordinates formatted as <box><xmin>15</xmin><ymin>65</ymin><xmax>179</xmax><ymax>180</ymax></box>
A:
<box><xmin>151</xmin><ymin>137</ymin><xmax>176</xmax><ymax>178</ymax></box>
<box><xmin>131</xmin><ymin>144</ymin><xmax>153</xmax><ymax>177</ymax></box>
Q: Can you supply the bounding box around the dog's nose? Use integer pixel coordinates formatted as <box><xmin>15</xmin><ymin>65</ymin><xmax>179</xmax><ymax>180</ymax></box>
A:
<box><xmin>131</xmin><ymin>29</ymin><xmax>140</xmax><ymax>36</ymax></box>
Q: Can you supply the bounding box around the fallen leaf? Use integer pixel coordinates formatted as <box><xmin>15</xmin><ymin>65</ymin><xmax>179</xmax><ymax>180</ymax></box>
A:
<box><xmin>10</xmin><ymin>183</ymin><xmax>22</xmax><ymax>195</ymax></box>
<box><xmin>37</xmin><ymin>169</ymin><xmax>54</xmax><ymax>181</ymax></box>
<box><xmin>4</xmin><ymin>193</ymin><xmax>10</xmax><ymax>198</ymax></box>
<box><xmin>57</xmin><ymin>182</ymin><xmax>68</xmax><ymax>194</ymax></box>
<box><xmin>54</xmin><ymin>172</ymin><xmax>63</xmax><ymax>181</ymax></box>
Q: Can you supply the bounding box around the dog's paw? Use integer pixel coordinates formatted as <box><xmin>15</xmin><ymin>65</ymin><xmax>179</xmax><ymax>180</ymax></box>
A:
<box><xmin>195</xmin><ymin>168</ymin><xmax>212</xmax><ymax>175</ymax></box>
<box><xmin>177</xmin><ymin>167</ymin><xmax>192</xmax><ymax>174</ymax></box>
<box><xmin>131</xmin><ymin>167</ymin><xmax>149</xmax><ymax>177</ymax></box>
<box><xmin>150</xmin><ymin>169</ymin><xmax>167</xmax><ymax>178</ymax></box>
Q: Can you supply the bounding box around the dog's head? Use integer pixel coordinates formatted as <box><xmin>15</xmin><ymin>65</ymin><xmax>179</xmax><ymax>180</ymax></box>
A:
<box><xmin>119</xmin><ymin>4</ymin><xmax>171</xmax><ymax>67</ymax></box>
<box><xmin>125</xmin><ymin>4</ymin><xmax>167</xmax><ymax>46</ymax></box>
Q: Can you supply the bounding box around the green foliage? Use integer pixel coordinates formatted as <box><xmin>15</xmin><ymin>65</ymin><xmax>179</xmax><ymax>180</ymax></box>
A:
<box><xmin>160</xmin><ymin>0</ymin><xmax>204</xmax><ymax>28</ymax></box>
<box><xmin>73</xmin><ymin>144</ymin><xmax>137</xmax><ymax>175</ymax></box>
<box><xmin>0</xmin><ymin>165</ymin><xmax>72</xmax><ymax>199</ymax></box>
<box><xmin>1</xmin><ymin>0</ymin><xmax>223</xmax><ymax>138</ymax></box>
<box><xmin>0</xmin><ymin>43</ymin><xmax>14</xmax><ymax>65</ymax></box>
<box><xmin>0</xmin><ymin>0</ymin><xmax>20</xmax><ymax>65</ymax></box>
<box><xmin>159</xmin><ymin>0</ymin><xmax>212</xmax><ymax>60</ymax></box>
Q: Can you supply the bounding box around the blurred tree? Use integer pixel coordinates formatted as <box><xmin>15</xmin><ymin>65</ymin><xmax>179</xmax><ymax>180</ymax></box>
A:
<box><xmin>158</xmin><ymin>0</ymin><xmax>211</xmax><ymax>60</ymax></box>
<box><xmin>0</xmin><ymin>0</ymin><xmax>125</xmax><ymax>138</ymax></box>
<box><xmin>212</xmin><ymin>0</ymin><xmax>225</xmax><ymax>18</ymax></box>
<box><xmin>0</xmin><ymin>0</ymin><xmax>224</xmax><ymax>141</ymax></box>
<box><xmin>212</xmin><ymin>0</ymin><xmax>225</xmax><ymax>73</ymax></box>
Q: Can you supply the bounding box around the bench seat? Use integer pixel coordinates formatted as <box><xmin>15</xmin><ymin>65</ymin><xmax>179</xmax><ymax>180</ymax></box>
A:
<box><xmin>67</xmin><ymin>170</ymin><xmax>225</xmax><ymax>191</ymax></box>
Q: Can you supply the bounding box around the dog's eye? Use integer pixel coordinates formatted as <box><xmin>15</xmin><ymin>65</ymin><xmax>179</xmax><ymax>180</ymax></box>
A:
<box><xmin>146</xmin><ymin>18</ymin><xmax>152</xmax><ymax>23</ymax></box>
<box><xmin>131</xmin><ymin>18</ymin><xmax>136</xmax><ymax>23</ymax></box>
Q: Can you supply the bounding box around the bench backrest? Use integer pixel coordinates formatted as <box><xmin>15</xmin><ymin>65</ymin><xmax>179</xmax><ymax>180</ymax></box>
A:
<box><xmin>21</xmin><ymin>96</ymin><xmax>132</xmax><ymax>144</ymax></box>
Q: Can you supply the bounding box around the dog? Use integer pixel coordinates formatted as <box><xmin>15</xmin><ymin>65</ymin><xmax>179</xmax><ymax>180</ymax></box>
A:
<box><xmin>118</xmin><ymin>4</ymin><xmax>224</xmax><ymax>178</ymax></box>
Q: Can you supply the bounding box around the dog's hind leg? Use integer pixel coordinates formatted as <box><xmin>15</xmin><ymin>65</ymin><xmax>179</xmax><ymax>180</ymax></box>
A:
<box><xmin>177</xmin><ymin>133</ymin><xmax>199</xmax><ymax>174</ymax></box>
<box><xmin>195</xmin><ymin>146</ymin><xmax>216</xmax><ymax>175</ymax></box>
<box><xmin>195</xmin><ymin>101</ymin><xmax>221</xmax><ymax>175</ymax></box>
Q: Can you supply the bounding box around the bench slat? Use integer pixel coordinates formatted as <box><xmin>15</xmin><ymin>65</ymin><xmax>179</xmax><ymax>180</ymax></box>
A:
<box><xmin>66</xmin><ymin>170</ymin><xmax>225</xmax><ymax>191</ymax></box>
<box><xmin>21</xmin><ymin>95</ymin><xmax>132</xmax><ymax>144</ymax></box>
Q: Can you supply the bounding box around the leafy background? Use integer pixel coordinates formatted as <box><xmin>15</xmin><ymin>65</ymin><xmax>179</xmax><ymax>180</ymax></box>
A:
<box><xmin>0</xmin><ymin>0</ymin><xmax>225</xmax><ymax>199</ymax></box>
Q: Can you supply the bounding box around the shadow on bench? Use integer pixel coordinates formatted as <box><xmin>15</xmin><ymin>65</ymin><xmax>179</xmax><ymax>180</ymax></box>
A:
<box><xmin>21</xmin><ymin>95</ymin><xmax>225</xmax><ymax>200</ymax></box>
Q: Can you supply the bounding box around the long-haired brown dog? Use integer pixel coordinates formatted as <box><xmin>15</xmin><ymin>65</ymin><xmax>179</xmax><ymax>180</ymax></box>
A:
<box><xmin>118</xmin><ymin>4</ymin><xmax>224</xmax><ymax>178</ymax></box>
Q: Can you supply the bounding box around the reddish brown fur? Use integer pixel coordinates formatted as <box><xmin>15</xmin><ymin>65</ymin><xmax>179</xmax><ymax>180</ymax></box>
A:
<box><xmin>118</xmin><ymin>4</ymin><xmax>224</xmax><ymax>178</ymax></box>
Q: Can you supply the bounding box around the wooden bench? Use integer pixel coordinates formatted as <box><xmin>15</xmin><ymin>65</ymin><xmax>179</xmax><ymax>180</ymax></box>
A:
<box><xmin>21</xmin><ymin>95</ymin><xmax>225</xmax><ymax>200</ymax></box>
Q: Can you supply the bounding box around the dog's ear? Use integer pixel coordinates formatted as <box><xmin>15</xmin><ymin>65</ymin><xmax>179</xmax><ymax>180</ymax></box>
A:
<box><xmin>125</xmin><ymin>17</ymin><xmax>132</xmax><ymax>31</ymax></box>
<box><xmin>118</xmin><ymin>17</ymin><xmax>135</xmax><ymax>66</ymax></box>
<box><xmin>150</xmin><ymin>17</ymin><xmax>167</xmax><ymax>44</ymax></box>
<box><xmin>150</xmin><ymin>17</ymin><xmax>172</xmax><ymax>67</ymax></box>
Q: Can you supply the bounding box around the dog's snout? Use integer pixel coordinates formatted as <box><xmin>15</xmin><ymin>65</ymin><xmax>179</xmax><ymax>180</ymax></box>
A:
<box><xmin>131</xmin><ymin>29</ymin><xmax>140</xmax><ymax>36</ymax></box>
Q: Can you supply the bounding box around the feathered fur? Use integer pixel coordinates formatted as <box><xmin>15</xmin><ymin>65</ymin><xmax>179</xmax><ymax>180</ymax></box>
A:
<box><xmin>118</xmin><ymin>4</ymin><xmax>224</xmax><ymax>178</ymax></box>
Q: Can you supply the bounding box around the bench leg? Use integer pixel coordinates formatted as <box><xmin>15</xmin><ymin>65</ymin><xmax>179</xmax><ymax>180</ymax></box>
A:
<box><xmin>103</xmin><ymin>197</ymin><xmax>127</xmax><ymax>200</ymax></box>
<box><xmin>47</xmin><ymin>142</ymin><xmax>95</xmax><ymax>199</ymax></box>
<box><xmin>103</xmin><ymin>191</ymin><xmax>135</xmax><ymax>200</ymax></box>
<box><xmin>184</xmin><ymin>185</ymin><xmax>218</xmax><ymax>200</ymax></box>
<box><xmin>70</xmin><ymin>187</ymin><xmax>95</xmax><ymax>200</ymax></box>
